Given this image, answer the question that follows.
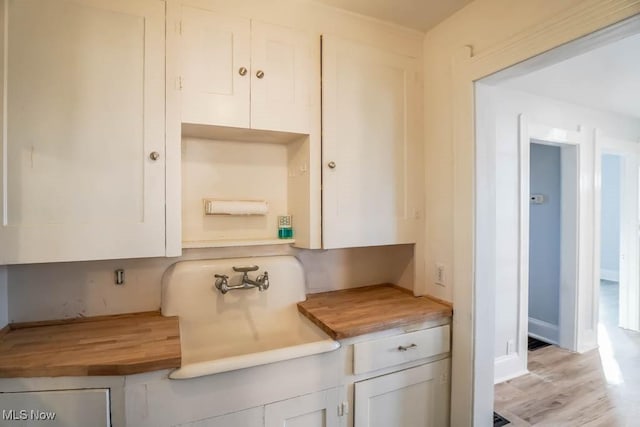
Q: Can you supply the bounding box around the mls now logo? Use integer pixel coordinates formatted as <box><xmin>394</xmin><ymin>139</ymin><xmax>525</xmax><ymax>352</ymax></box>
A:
<box><xmin>2</xmin><ymin>409</ymin><xmax>56</xmax><ymax>421</ymax></box>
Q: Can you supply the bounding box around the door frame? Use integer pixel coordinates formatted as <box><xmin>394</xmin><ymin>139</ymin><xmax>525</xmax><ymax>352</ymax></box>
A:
<box><xmin>519</xmin><ymin>118</ymin><xmax>583</xmax><ymax>355</ymax></box>
<box><xmin>492</xmin><ymin>116</ymin><xmax>584</xmax><ymax>383</ymax></box>
<box><xmin>449</xmin><ymin>7</ymin><xmax>640</xmax><ymax>426</ymax></box>
<box><xmin>594</xmin><ymin>130</ymin><xmax>640</xmax><ymax>331</ymax></box>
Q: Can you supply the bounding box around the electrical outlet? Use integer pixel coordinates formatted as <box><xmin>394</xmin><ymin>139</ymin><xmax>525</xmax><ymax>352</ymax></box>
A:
<box><xmin>507</xmin><ymin>339</ymin><xmax>515</xmax><ymax>354</ymax></box>
<box><xmin>435</xmin><ymin>263</ymin><xmax>446</xmax><ymax>286</ymax></box>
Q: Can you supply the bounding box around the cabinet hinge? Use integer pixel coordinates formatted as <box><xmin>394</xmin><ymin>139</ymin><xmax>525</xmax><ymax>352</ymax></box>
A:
<box><xmin>176</xmin><ymin>20</ymin><xmax>182</xmax><ymax>35</ymax></box>
<box><xmin>176</xmin><ymin>76</ymin><xmax>183</xmax><ymax>90</ymax></box>
<box><xmin>337</xmin><ymin>401</ymin><xmax>349</xmax><ymax>417</ymax></box>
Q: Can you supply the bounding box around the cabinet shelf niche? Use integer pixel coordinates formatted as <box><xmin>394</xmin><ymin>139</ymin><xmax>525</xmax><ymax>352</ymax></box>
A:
<box><xmin>181</xmin><ymin>128</ymin><xmax>311</xmax><ymax>249</ymax></box>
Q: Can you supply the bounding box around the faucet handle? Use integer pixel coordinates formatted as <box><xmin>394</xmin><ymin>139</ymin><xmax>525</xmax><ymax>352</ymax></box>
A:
<box><xmin>258</xmin><ymin>271</ymin><xmax>269</xmax><ymax>291</ymax></box>
<box><xmin>214</xmin><ymin>274</ymin><xmax>229</xmax><ymax>292</ymax></box>
<box><xmin>233</xmin><ymin>265</ymin><xmax>259</xmax><ymax>273</ymax></box>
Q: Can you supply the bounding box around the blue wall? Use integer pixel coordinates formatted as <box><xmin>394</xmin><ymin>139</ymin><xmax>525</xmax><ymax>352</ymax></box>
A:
<box><xmin>529</xmin><ymin>143</ymin><xmax>561</xmax><ymax>326</ymax></box>
<box><xmin>600</xmin><ymin>154</ymin><xmax>621</xmax><ymax>280</ymax></box>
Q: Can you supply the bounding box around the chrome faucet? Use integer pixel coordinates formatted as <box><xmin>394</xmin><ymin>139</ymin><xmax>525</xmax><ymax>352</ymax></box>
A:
<box><xmin>214</xmin><ymin>265</ymin><xmax>269</xmax><ymax>294</ymax></box>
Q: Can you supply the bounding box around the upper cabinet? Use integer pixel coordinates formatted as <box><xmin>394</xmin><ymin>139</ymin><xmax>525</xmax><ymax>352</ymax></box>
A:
<box><xmin>0</xmin><ymin>0</ymin><xmax>167</xmax><ymax>264</ymax></box>
<box><xmin>321</xmin><ymin>36</ymin><xmax>422</xmax><ymax>249</ymax></box>
<box><xmin>180</xmin><ymin>6</ymin><xmax>250</xmax><ymax>129</ymax></box>
<box><xmin>180</xmin><ymin>6</ymin><xmax>312</xmax><ymax>134</ymax></box>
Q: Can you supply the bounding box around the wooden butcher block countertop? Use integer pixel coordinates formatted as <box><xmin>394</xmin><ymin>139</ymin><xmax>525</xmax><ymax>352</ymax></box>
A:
<box><xmin>297</xmin><ymin>284</ymin><xmax>453</xmax><ymax>339</ymax></box>
<box><xmin>0</xmin><ymin>311</ymin><xmax>181</xmax><ymax>378</ymax></box>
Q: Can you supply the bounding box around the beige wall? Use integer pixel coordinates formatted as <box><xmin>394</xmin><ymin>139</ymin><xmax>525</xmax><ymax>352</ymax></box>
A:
<box><xmin>7</xmin><ymin>245</ymin><xmax>414</xmax><ymax>323</ymax></box>
<box><xmin>422</xmin><ymin>0</ymin><xmax>603</xmax><ymax>302</ymax></box>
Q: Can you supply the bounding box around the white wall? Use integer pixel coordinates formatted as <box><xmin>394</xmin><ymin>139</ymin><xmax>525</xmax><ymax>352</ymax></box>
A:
<box><xmin>479</xmin><ymin>84</ymin><xmax>640</xmax><ymax>380</ymax></box>
<box><xmin>601</xmin><ymin>154</ymin><xmax>621</xmax><ymax>281</ymax></box>
<box><xmin>0</xmin><ymin>267</ymin><xmax>7</xmax><ymax>329</ymax></box>
<box><xmin>529</xmin><ymin>143</ymin><xmax>561</xmax><ymax>339</ymax></box>
<box><xmin>7</xmin><ymin>245</ymin><xmax>414</xmax><ymax>323</ymax></box>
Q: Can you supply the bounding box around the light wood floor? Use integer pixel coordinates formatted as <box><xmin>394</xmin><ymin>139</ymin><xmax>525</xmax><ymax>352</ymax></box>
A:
<box><xmin>495</xmin><ymin>281</ymin><xmax>640</xmax><ymax>426</ymax></box>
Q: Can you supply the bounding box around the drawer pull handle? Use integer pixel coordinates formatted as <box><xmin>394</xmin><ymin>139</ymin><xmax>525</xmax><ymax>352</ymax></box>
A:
<box><xmin>397</xmin><ymin>343</ymin><xmax>417</xmax><ymax>352</ymax></box>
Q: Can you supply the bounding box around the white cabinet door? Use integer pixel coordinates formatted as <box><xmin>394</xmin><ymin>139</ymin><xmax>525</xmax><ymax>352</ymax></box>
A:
<box><xmin>176</xmin><ymin>407</ymin><xmax>263</xmax><ymax>427</ymax></box>
<box><xmin>322</xmin><ymin>36</ymin><xmax>421</xmax><ymax>249</ymax></box>
<box><xmin>250</xmin><ymin>21</ymin><xmax>312</xmax><ymax>134</ymax></box>
<box><xmin>0</xmin><ymin>0</ymin><xmax>166</xmax><ymax>264</ymax></box>
<box><xmin>0</xmin><ymin>388</ymin><xmax>110</xmax><ymax>427</ymax></box>
<box><xmin>354</xmin><ymin>360</ymin><xmax>450</xmax><ymax>427</ymax></box>
<box><xmin>265</xmin><ymin>388</ymin><xmax>341</xmax><ymax>427</ymax></box>
<box><xmin>180</xmin><ymin>6</ymin><xmax>251</xmax><ymax>128</ymax></box>
<box><xmin>179</xmin><ymin>10</ymin><xmax>311</xmax><ymax>134</ymax></box>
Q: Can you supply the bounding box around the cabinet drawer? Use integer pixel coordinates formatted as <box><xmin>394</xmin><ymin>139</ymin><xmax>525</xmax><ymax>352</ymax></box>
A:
<box><xmin>353</xmin><ymin>325</ymin><xmax>450</xmax><ymax>374</ymax></box>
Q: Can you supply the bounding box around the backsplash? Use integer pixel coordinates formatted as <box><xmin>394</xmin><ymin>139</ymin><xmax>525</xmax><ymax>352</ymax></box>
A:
<box><xmin>7</xmin><ymin>245</ymin><xmax>414</xmax><ymax>323</ymax></box>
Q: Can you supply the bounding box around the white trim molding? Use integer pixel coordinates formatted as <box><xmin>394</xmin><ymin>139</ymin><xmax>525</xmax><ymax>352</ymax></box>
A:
<box><xmin>528</xmin><ymin>318</ymin><xmax>559</xmax><ymax>345</ymax></box>
<box><xmin>600</xmin><ymin>269</ymin><xmax>620</xmax><ymax>282</ymax></box>
<box><xmin>494</xmin><ymin>354</ymin><xmax>528</xmax><ymax>385</ymax></box>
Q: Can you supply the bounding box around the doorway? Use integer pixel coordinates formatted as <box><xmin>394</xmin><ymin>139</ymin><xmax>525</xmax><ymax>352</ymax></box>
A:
<box><xmin>526</xmin><ymin>136</ymin><xmax>581</xmax><ymax>352</ymax></box>
<box><xmin>599</xmin><ymin>153</ymin><xmax>622</xmax><ymax>334</ymax></box>
<box><xmin>596</xmin><ymin>135</ymin><xmax>640</xmax><ymax>333</ymax></box>
<box><xmin>528</xmin><ymin>142</ymin><xmax>562</xmax><ymax>347</ymax></box>
<box><xmin>475</xmin><ymin>15</ymin><xmax>640</xmax><ymax>426</ymax></box>
<box><xmin>446</xmin><ymin>6</ymin><xmax>640</xmax><ymax>425</ymax></box>
<box><xmin>475</xmin><ymin>21</ymin><xmax>640</xmax><ymax>382</ymax></box>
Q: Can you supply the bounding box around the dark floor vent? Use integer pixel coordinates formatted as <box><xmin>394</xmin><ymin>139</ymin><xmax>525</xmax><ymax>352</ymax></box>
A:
<box><xmin>528</xmin><ymin>336</ymin><xmax>552</xmax><ymax>351</ymax></box>
<box><xmin>494</xmin><ymin>412</ymin><xmax>511</xmax><ymax>426</ymax></box>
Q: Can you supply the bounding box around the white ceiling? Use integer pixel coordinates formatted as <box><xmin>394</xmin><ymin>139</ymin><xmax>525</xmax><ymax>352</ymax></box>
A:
<box><xmin>499</xmin><ymin>33</ymin><xmax>640</xmax><ymax>119</ymax></box>
<box><xmin>313</xmin><ymin>0</ymin><xmax>472</xmax><ymax>32</ymax></box>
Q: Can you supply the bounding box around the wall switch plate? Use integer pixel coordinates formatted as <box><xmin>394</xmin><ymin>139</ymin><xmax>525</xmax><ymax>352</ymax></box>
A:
<box><xmin>507</xmin><ymin>339</ymin><xmax>515</xmax><ymax>354</ymax></box>
<box><xmin>435</xmin><ymin>263</ymin><xmax>445</xmax><ymax>286</ymax></box>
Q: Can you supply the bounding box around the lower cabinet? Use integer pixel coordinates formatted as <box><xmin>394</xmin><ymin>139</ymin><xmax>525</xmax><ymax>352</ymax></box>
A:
<box><xmin>175</xmin><ymin>388</ymin><xmax>342</xmax><ymax>427</ymax></box>
<box><xmin>177</xmin><ymin>407</ymin><xmax>263</xmax><ymax>427</ymax></box>
<box><xmin>265</xmin><ymin>387</ymin><xmax>341</xmax><ymax>427</ymax></box>
<box><xmin>0</xmin><ymin>388</ymin><xmax>111</xmax><ymax>427</ymax></box>
<box><xmin>353</xmin><ymin>360</ymin><xmax>450</xmax><ymax>427</ymax></box>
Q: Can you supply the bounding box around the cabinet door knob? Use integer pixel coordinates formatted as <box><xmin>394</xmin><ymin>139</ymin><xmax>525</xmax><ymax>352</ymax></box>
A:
<box><xmin>149</xmin><ymin>151</ymin><xmax>160</xmax><ymax>161</ymax></box>
<box><xmin>238</xmin><ymin>67</ymin><xmax>248</xmax><ymax>76</ymax></box>
<box><xmin>327</xmin><ymin>161</ymin><xmax>336</xmax><ymax>169</ymax></box>
<box><xmin>256</xmin><ymin>70</ymin><xmax>265</xmax><ymax>79</ymax></box>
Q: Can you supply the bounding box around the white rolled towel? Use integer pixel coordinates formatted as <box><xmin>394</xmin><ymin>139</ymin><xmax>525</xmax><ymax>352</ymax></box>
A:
<box><xmin>204</xmin><ymin>199</ymin><xmax>269</xmax><ymax>216</ymax></box>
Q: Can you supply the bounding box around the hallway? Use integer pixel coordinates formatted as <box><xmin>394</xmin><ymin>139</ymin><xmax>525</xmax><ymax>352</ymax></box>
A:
<box><xmin>494</xmin><ymin>281</ymin><xmax>640</xmax><ymax>426</ymax></box>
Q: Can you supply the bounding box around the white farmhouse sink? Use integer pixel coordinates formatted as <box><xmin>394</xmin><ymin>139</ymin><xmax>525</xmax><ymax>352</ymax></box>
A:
<box><xmin>161</xmin><ymin>256</ymin><xmax>340</xmax><ymax>379</ymax></box>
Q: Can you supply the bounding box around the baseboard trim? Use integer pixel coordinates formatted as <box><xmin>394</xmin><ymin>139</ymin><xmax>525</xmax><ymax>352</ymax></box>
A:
<box><xmin>528</xmin><ymin>317</ymin><xmax>559</xmax><ymax>344</ymax></box>
<box><xmin>494</xmin><ymin>353</ymin><xmax>528</xmax><ymax>384</ymax></box>
<box><xmin>600</xmin><ymin>269</ymin><xmax>619</xmax><ymax>282</ymax></box>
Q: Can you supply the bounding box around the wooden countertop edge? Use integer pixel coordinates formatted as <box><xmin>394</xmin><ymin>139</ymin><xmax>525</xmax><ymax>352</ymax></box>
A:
<box><xmin>424</xmin><ymin>294</ymin><xmax>453</xmax><ymax>309</ymax></box>
<box><xmin>0</xmin><ymin>311</ymin><xmax>181</xmax><ymax>378</ymax></box>
<box><xmin>297</xmin><ymin>284</ymin><xmax>453</xmax><ymax>340</ymax></box>
<box><xmin>8</xmin><ymin>310</ymin><xmax>165</xmax><ymax>330</ymax></box>
<box><xmin>0</xmin><ymin>356</ymin><xmax>182</xmax><ymax>378</ymax></box>
<box><xmin>299</xmin><ymin>304</ymin><xmax>451</xmax><ymax>340</ymax></box>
